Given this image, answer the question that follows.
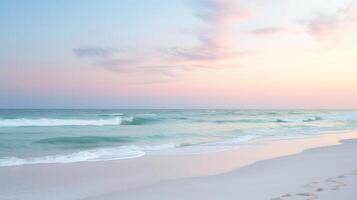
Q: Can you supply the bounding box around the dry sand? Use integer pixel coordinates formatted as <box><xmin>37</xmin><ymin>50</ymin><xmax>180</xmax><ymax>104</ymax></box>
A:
<box><xmin>1</xmin><ymin>132</ymin><xmax>357</xmax><ymax>200</ymax></box>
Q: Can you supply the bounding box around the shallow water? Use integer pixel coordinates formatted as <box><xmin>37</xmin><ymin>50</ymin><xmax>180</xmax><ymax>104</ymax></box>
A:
<box><xmin>0</xmin><ymin>109</ymin><xmax>356</xmax><ymax>166</ymax></box>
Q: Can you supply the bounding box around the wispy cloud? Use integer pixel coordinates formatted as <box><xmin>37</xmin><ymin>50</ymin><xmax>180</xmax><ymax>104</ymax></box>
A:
<box><xmin>249</xmin><ymin>27</ymin><xmax>284</xmax><ymax>36</ymax></box>
<box><xmin>192</xmin><ymin>0</ymin><xmax>252</xmax><ymax>25</ymax></box>
<box><xmin>171</xmin><ymin>0</ymin><xmax>252</xmax><ymax>62</ymax></box>
<box><xmin>74</xmin><ymin>0</ymin><xmax>252</xmax><ymax>78</ymax></box>
<box><xmin>307</xmin><ymin>3</ymin><xmax>357</xmax><ymax>40</ymax></box>
<box><xmin>95</xmin><ymin>58</ymin><xmax>139</xmax><ymax>67</ymax></box>
<box><xmin>73</xmin><ymin>47</ymin><xmax>118</xmax><ymax>58</ymax></box>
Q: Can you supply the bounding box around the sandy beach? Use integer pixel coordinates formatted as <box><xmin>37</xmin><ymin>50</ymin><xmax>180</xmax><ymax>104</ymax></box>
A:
<box><xmin>2</xmin><ymin>0</ymin><xmax>357</xmax><ymax>199</ymax></box>
<box><xmin>1</xmin><ymin>132</ymin><xmax>357</xmax><ymax>200</ymax></box>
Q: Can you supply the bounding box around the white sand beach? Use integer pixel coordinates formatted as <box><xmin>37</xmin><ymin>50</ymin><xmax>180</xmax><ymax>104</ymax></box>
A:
<box><xmin>2</xmin><ymin>0</ymin><xmax>357</xmax><ymax>199</ymax></box>
<box><xmin>1</xmin><ymin>132</ymin><xmax>357</xmax><ymax>200</ymax></box>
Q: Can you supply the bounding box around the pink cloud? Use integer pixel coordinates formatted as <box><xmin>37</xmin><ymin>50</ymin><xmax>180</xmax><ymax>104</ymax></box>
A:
<box><xmin>75</xmin><ymin>0</ymin><xmax>253</xmax><ymax>79</ymax></box>
<box><xmin>175</xmin><ymin>0</ymin><xmax>253</xmax><ymax>62</ymax></box>
<box><xmin>308</xmin><ymin>3</ymin><xmax>357</xmax><ymax>39</ymax></box>
<box><xmin>193</xmin><ymin>0</ymin><xmax>253</xmax><ymax>25</ymax></box>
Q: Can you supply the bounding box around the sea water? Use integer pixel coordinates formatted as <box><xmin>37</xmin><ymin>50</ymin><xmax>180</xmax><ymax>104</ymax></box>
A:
<box><xmin>0</xmin><ymin>109</ymin><xmax>356</xmax><ymax>166</ymax></box>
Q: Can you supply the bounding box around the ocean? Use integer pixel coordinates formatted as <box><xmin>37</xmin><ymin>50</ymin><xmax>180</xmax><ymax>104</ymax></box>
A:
<box><xmin>0</xmin><ymin>109</ymin><xmax>356</xmax><ymax>167</ymax></box>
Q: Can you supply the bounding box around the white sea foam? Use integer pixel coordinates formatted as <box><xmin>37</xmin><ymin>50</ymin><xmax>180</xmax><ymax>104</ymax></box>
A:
<box><xmin>0</xmin><ymin>117</ymin><xmax>124</xmax><ymax>127</ymax></box>
<box><xmin>142</xmin><ymin>143</ymin><xmax>176</xmax><ymax>151</ymax></box>
<box><xmin>100</xmin><ymin>113</ymin><xmax>124</xmax><ymax>116</ymax></box>
<box><xmin>220</xmin><ymin>135</ymin><xmax>260</xmax><ymax>145</ymax></box>
<box><xmin>0</xmin><ymin>143</ymin><xmax>177</xmax><ymax>167</ymax></box>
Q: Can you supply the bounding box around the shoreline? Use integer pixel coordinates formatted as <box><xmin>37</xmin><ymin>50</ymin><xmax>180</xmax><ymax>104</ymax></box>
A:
<box><xmin>112</xmin><ymin>134</ymin><xmax>357</xmax><ymax>200</ymax></box>
<box><xmin>1</xmin><ymin>131</ymin><xmax>357</xmax><ymax>199</ymax></box>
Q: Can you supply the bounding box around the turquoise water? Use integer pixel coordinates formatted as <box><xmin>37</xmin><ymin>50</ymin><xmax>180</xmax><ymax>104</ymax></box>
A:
<box><xmin>0</xmin><ymin>109</ymin><xmax>357</xmax><ymax>166</ymax></box>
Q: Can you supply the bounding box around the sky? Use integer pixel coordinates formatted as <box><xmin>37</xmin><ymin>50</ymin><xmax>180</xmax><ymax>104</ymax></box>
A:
<box><xmin>1</xmin><ymin>0</ymin><xmax>357</xmax><ymax>109</ymax></box>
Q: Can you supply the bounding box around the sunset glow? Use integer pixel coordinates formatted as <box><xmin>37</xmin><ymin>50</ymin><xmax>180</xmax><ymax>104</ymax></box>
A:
<box><xmin>1</xmin><ymin>0</ymin><xmax>356</xmax><ymax>108</ymax></box>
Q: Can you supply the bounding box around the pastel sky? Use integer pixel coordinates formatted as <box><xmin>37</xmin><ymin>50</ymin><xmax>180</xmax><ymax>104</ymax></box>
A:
<box><xmin>1</xmin><ymin>0</ymin><xmax>357</xmax><ymax>108</ymax></box>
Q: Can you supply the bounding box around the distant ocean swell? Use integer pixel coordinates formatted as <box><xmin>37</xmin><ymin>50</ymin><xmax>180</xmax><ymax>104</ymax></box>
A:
<box><xmin>0</xmin><ymin>115</ymin><xmax>324</xmax><ymax>127</ymax></box>
<box><xmin>0</xmin><ymin>116</ymin><xmax>160</xmax><ymax>127</ymax></box>
<box><xmin>275</xmin><ymin>116</ymin><xmax>323</xmax><ymax>123</ymax></box>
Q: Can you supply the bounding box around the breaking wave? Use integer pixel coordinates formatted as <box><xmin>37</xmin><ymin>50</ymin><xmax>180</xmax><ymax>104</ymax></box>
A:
<box><xmin>34</xmin><ymin>136</ymin><xmax>138</xmax><ymax>147</ymax></box>
<box><xmin>34</xmin><ymin>134</ymin><xmax>170</xmax><ymax>148</ymax></box>
<box><xmin>0</xmin><ymin>143</ymin><xmax>176</xmax><ymax>167</ymax></box>
<box><xmin>98</xmin><ymin>113</ymin><xmax>124</xmax><ymax>117</ymax></box>
<box><xmin>0</xmin><ymin>117</ymin><xmax>123</xmax><ymax>127</ymax></box>
<box><xmin>0</xmin><ymin>116</ymin><xmax>159</xmax><ymax>127</ymax></box>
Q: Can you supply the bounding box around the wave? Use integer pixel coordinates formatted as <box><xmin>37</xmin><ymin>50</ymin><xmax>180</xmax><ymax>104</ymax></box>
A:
<box><xmin>34</xmin><ymin>134</ymin><xmax>170</xmax><ymax>147</ymax></box>
<box><xmin>120</xmin><ymin>116</ymin><xmax>159</xmax><ymax>125</ymax></box>
<box><xmin>215</xmin><ymin>119</ymin><xmax>267</xmax><ymax>123</ymax></box>
<box><xmin>303</xmin><ymin>116</ymin><xmax>323</xmax><ymax>122</ymax></box>
<box><xmin>275</xmin><ymin>116</ymin><xmax>323</xmax><ymax>123</ymax></box>
<box><xmin>0</xmin><ymin>143</ymin><xmax>176</xmax><ymax>167</ymax></box>
<box><xmin>275</xmin><ymin>119</ymin><xmax>289</xmax><ymax>123</ymax></box>
<box><xmin>0</xmin><ymin>116</ymin><xmax>158</xmax><ymax>127</ymax></box>
<box><xmin>98</xmin><ymin>113</ymin><xmax>124</xmax><ymax>117</ymax></box>
<box><xmin>141</xmin><ymin>143</ymin><xmax>176</xmax><ymax>151</ymax></box>
<box><xmin>35</xmin><ymin>136</ymin><xmax>138</xmax><ymax>147</ymax></box>
<box><xmin>194</xmin><ymin>119</ymin><xmax>267</xmax><ymax>124</ymax></box>
<box><xmin>266</xmin><ymin>112</ymin><xmax>279</xmax><ymax>115</ymax></box>
<box><xmin>288</xmin><ymin>111</ymin><xmax>306</xmax><ymax>115</ymax></box>
<box><xmin>2</xmin><ymin>114</ymin><xmax>325</xmax><ymax>127</ymax></box>
<box><xmin>220</xmin><ymin>135</ymin><xmax>260</xmax><ymax>145</ymax></box>
<box><xmin>0</xmin><ymin>117</ymin><xmax>123</xmax><ymax>127</ymax></box>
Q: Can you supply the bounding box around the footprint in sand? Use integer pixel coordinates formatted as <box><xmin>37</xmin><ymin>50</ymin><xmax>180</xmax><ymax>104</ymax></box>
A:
<box><xmin>304</xmin><ymin>181</ymin><xmax>320</xmax><ymax>188</ymax></box>
<box><xmin>271</xmin><ymin>192</ymin><xmax>318</xmax><ymax>200</ymax></box>
<box><xmin>325</xmin><ymin>177</ymin><xmax>346</xmax><ymax>190</ymax></box>
<box><xmin>305</xmin><ymin>177</ymin><xmax>345</xmax><ymax>191</ymax></box>
<box><xmin>271</xmin><ymin>169</ymin><xmax>356</xmax><ymax>200</ymax></box>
